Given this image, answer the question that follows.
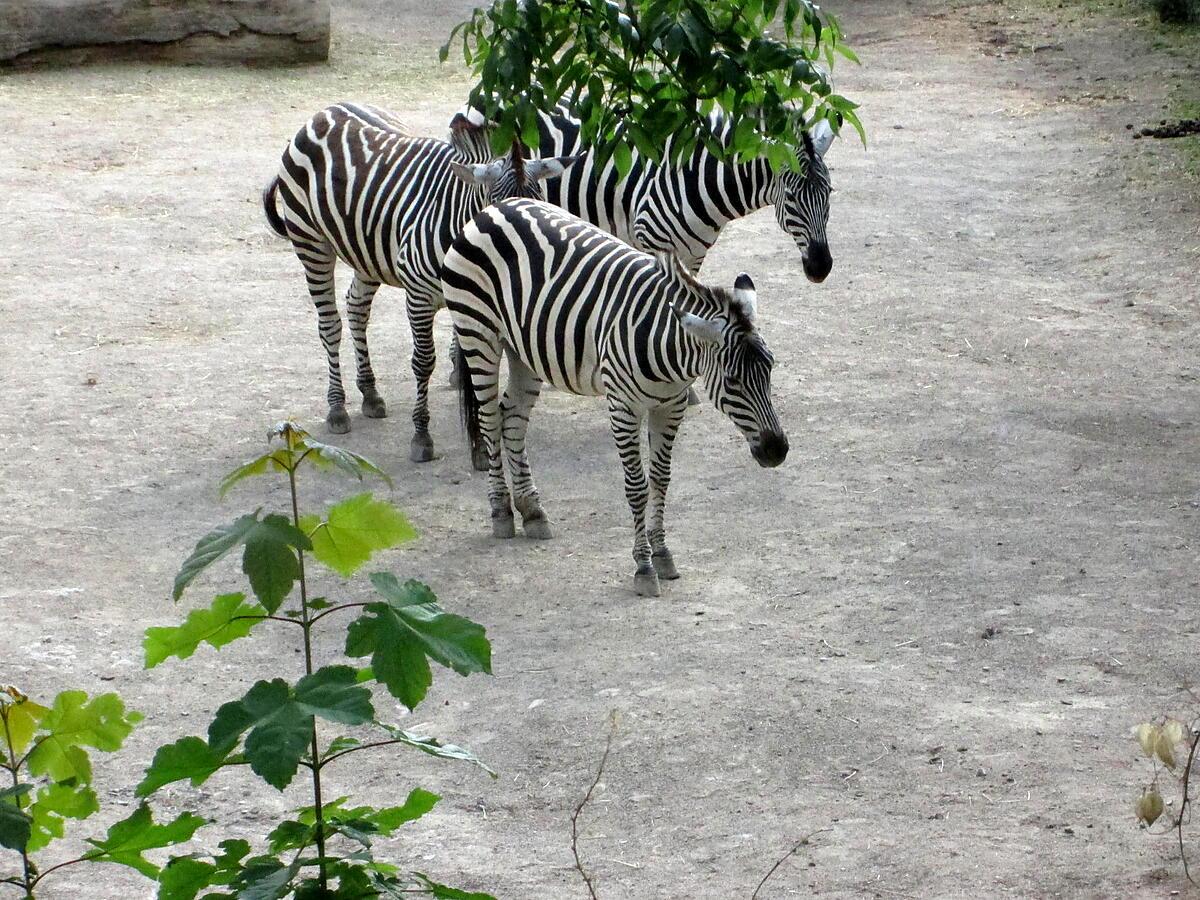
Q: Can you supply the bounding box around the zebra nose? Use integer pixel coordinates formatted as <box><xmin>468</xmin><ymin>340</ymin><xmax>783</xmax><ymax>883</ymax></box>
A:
<box><xmin>803</xmin><ymin>241</ymin><xmax>832</xmax><ymax>283</ymax></box>
<box><xmin>752</xmin><ymin>432</ymin><xmax>789</xmax><ymax>468</ymax></box>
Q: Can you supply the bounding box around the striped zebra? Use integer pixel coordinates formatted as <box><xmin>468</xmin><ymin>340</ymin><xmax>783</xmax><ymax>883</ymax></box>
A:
<box><xmin>447</xmin><ymin>108</ymin><xmax>837</xmax><ymax>390</ymax></box>
<box><xmin>536</xmin><ymin>109</ymin><xmax>837</xmax><ymax>279</ymax></box>
<box><xmin>443</xmin><ymin>198</ymin><xmax>788</xmax><ymax>598</ymax></box>
<box><xmin>261</xmin><ymin>102</ymin><xmax>576</xmax><ymax>460</ymax></box>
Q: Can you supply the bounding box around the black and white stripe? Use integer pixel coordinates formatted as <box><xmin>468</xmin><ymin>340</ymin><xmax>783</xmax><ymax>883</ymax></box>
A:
<box><xmin>443</xmin><ymin>198</ymin><xmax>788</xmax><ymax>597</ymax></box>
<box><xmin>536</xmin><ymin>110</ymin><xmax>836</xmax><ymax>280</ymax></box>
<box><xmin>262</xmin><ymin>101</ymin><xmax>574</xmax><ymax>460</ymax></box>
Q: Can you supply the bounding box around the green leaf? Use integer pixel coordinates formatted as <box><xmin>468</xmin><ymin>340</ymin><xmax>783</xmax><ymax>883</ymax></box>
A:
<box><xmin>27</xmin><ymin>780</ymin><xmax>99</xmax><ymax>852</ymax></box>
<box><xmin>173</xmin><ymin>512</ymin><xmax>310</xmax><ymax>607</ymax></box>
<box><xmin>612</xmin><ymin>139</ymin><xmax>633</xmax><ymax>178</ymax></box>
<box><xmin>144</xmin><ymin>593</ymin><xmax>266</xmax><ymax>669</ymax></box>
<box><xmin>301</xmin><ymin>494</ymin><xmax>418</xmax><ymax>578</ymax></box>
<box><xmin>26</xmin><ymin>691</ymin><xmax>142</xmax><ymax>782</ymax></box>
<box><xmin>266</xmin><ymin>819</ymin><xmax>312</xmax><ymax>854</ymax></box>
<box><xmin>347</xmin><ymin>575</ymin><xmax>490</xmax><ymax>709</ymax></box>
<box><xmin>0</xmin><ymin>784</ymin><xmax>33</xmax><ymax>852</ymax></box>
<box><xmin>411</xmin><ymin>873</ymin><xmax>498</xmax><ymax>900</ymax></box>
<box><xmin>366</xmin><ymin>788</ymin><xmax>440</xmax><ymax>834</ymax></box>
<box><xmin>208</xmin><ymin>668</ymin><xmax>373</xmax><ymax>790</ymax></box>
<box><xmin>0</xmin><ymin>689</ymin><xmax>49</xmax><ymax>758</ymax></box>
<box><xmin>137</xmin><ymin>736</ymin><xmax>238</xmax><ymax>797</ymax></box>
<box><xmin>218</xmin><ymin>450</ymin><xmax>293</xmax><ymax>498</ymax></box>
<box><xmin>298</xmin><ymin>438</ymin><xmax>393</xmax><ymax>487</ymax></box>
<box><xmin>372</xmin><ymin>722</ymin><xmax>495</xmax><ymax>777</ymax></box>
<box><xmin>85</xmin><ymin>803</ymin><xmax>206</xmax><ymax>878</ymax></box>
<box><xmin>237</xmin><ymin>856</ymin><xmax>300</xmax><ymax>900</ymax></box>
<box><xmin>157</xmin><ymin>856</ymin><xmax>219</xmax><ymax>900</ymax></box>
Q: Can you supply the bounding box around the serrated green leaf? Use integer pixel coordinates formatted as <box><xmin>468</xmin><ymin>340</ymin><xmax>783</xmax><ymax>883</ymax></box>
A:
<box><xmin>267</xmin><ymin>819</ymin><xmax>312</xmax><ymax>854</ymax></box>
<box><xmin>0</xmin><ymin>784</ymin><xmax>33</xmax><ymax>852</ymax></box>
<box><xmin>173</xmin><ymin>512</ymin><xmax>310</xmax><ymax>605</ymax></box>
<box><xmin>144</xmin><ymin>593</ymin><xmax>266</xmax><ymax>669</ymax></box>
<box><xmin>137</xmin><ymin>736</ymin><xmax>238</xmax><ymax>797</ymax></box>
<box><xmin>298</xmin><ymin>438</ymin><xmax>392</xmax><ymax>487</ymax></box>
<box><xmin>26</xmin><ymin>779</ymin><xmax>99</xmax><ymax>852</ymax></box>
<box><xmin>237</xmin><ymin>856</ymin><xmax>300</xmax><ymax>900</ymax></box>
<box><xmin>372</xmin><ymin>722</ymin><xmax>495</xmax><ymax>777</ymax></box>
<box><xmin>412</xmin><ymin>873</ymin><xmax>498</xmax><ymax>900</ymax></box>
<box><xmin>218</xmin><ymin>450</ymin><xmax>293</xmax><ymax>498</ymax></box>
<box><xmin>302</xmin><ymin>494</ymin><xmax>418</xmax><ymax>578</ymax></box>
<box><xmin>1</xmin><ymin>689</ymin><xmax>50</xmax><ymax>758</ymax></box>
<box><xmin>208</xmin><ymin>669</ymin><xmax>372</xmax><ymax>791</ymax></box>
<box><xmin>85</xmin><ymin>803</ymin><xmax>206</xmax><ymax>878</ymax></box>
<box><xmin>367</xmin><ymin>788</ymin><xmax>440</xmax><ymax>834</ymax></box>
<box><xmin>26</xmin><ymin>691</ymin><xmax>141</xmax><ymax>782</ymax></box>
<box><xmin>157</xmin><ymin>856</ymin><xmax>218</xmax><ymax>900</ymax></box>
<box><xmin>346</xmin><ymin>575</ymin><xmax>490</xmax><ymax>709</ymax></box>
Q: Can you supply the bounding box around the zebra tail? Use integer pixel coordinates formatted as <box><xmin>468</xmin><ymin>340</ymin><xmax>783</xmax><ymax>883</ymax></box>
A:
<box><xmin>261</xmin><ymin>176</ymin><xmax>288</xmax><ymax>238</ymax></box>
<box><xmin>455</xmin><ymin>335</ymin><xmax>485</xmax><ymax>463</ymax></box>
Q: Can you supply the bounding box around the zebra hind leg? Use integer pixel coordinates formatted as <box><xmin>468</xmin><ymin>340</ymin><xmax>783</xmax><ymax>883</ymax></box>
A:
<box><xmin>346</xmin><ymin>275</ymin><xmax>387</xmax><ymax>419</ymax></box>
<box><xmin>501</xmin><ymin>356</ymin><xmax>551</xmax><ymax>540</ymax></box>
<box><xmin>460</xmin><ymin>332</ymin><xmax>513</xmax><ymax>536</ymax></box>
<box><xmin>608</xmin><ymin>398</ymin><xmax>658</xmax><ymax>597</ymax></box>
<box><xmin>647</xmin><ymin>395</ymin><xmax>688</xmax><ymax>580</ymax></box>
<box><xmin>297</xmin><ymin>244</ymin><xmax>350</xmax><ymax>433</ymax></box>
<box><xmin>447</xmin><ymin>335</ymin><xmax>463</xmax><ymax>390</ymax></box>
<box><xmin>406</xmin><ymin>290</ymin><xmax>438</xmax><ymax>462</ymax></box>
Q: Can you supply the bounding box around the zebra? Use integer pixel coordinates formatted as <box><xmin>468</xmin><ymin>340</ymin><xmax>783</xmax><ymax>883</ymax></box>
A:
<box><xmin>261</xmin><ymin>101</ymin><xmax>576</xmax><ymax>460</ymax></box>
<box><xmin>447</xmin><ymin>108</ymin><xmax>837</xmax><ymax>391</ymax></box>
<box><xmin>442</xmin><ymin>198</ymin><xmax>788</xmax><ymax>598</ymax></box>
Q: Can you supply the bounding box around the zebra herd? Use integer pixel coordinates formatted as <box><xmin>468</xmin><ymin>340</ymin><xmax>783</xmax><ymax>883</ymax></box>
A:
<box><xmin>262</xmin><ymin>101</ymin><xmax>836</xmax><ymax>595</ymax></box>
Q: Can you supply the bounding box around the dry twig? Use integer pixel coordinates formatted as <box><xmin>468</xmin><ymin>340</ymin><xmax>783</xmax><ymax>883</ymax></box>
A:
<box><xmin>571</xmin><ymin>712</ymin><xmax>618</xmax><ymax>900</ymax></box>
<box><xmin>750</xmin><ymin>828</ymin><xmax>830</xmax><ymax>899</ymax></box>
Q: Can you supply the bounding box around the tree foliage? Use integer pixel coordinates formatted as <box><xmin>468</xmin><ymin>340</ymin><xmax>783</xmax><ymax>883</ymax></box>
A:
<box><xmin>443</xmin><ymin>0</ymin><xmax>863</xmax><ymax>176</ymax></box>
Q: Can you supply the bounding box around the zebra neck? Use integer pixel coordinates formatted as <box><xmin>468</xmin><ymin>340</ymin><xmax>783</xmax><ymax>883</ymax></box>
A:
<box><xmin>706</xmin><ymin>153</ymin><xmax>777</xmax><ymax>223</ymax></box>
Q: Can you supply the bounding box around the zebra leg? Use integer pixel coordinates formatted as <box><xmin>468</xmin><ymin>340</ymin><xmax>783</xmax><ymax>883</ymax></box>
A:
<box><xmin>647</xmin><ymin>394</ymin><xmax>688</xmax><ymax>580</ymax></box>
<box><xmin>447</xmin><ymin>335</ymin><xmax>463</xmax><ymax>390</ymax></box>
<box><xmin>608</xmin><ymin>398</ymin><xmax>658</xmax><ymax>597</ymax></box>
<box><xmin>464</xmin><ymin>339</ymin><xmax>514</xmax><ymax>537</ymax></box>
<box><xmin>346</xmin><ymin>275</ymin><xmax>387</xmax><ymax>419</ymax></box>
<box><xmin>299</xmin><ymin>247</ymin><xmax>351</xmax><ymax>434</ymax></box>
<box><xmin>406</xmin><ymin>290</ymin><xmax>438</xmax><ymax>462</ymax></box>
<box><xmin>501</xmin><ymin>356</ymin><xmax>551</xmax><ymax>540</ymax></box>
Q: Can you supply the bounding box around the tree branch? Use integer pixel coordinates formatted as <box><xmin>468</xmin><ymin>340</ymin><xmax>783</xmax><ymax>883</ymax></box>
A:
<box><xmin>1176</xmin><ymin>728</ymin><xmax>1200</xmax><ymax>887</ymax></box>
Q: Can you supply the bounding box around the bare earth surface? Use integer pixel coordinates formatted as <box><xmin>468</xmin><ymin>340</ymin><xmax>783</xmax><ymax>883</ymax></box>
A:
<box><xmin>2</xmin><ymin>1</ymin><xmax>1199</xmax><ymax>897</ymax></box>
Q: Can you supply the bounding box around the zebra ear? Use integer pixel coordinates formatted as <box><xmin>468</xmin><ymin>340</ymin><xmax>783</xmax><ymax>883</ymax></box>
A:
<box><xmin>676</xmin><ymin>310</ymin><xmax>724</xmax><ymax>345</ymax></box>
<box><xmin>524</xmin><ymin>155</ymin><xmax>578</xmax><ymax>181</ymax></box>
<box><xmin>450</xmin><ymin>160</ymin><xmax>502</xmax><ymax>187</ymax></box>
<box><xmin>810</xmin><ymin>119</ymin><xmax>836</xmax><ymax>157</ymax></box>
<box><xmin>732</xmin><ymin>273</ymin><xmax>757</xmax><ymax>321</ymax></box>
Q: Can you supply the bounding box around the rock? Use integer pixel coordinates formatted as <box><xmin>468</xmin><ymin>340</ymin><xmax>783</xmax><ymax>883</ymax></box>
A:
<box><xmin>1</xmin><ymin>0</ymin><xmax>329</xmax><ymax>66</ymax></box>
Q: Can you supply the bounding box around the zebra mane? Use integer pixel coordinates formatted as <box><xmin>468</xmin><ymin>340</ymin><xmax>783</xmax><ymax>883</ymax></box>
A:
<box><xmin>448</xmin><ymin>108</ymin><xmax>495</xmax><ymax>163</ymax></box>
<box><xmin>652</xmin><ymin>252</ymin><xmax>733</xmax><ymax>319</ymax></box>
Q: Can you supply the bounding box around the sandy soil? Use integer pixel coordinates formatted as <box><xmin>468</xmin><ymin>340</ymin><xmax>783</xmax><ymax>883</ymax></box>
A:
<box><xmin>2</xmin><ymin>1</ymin><xmax>1199</xmax><ymax>897</ymax></box>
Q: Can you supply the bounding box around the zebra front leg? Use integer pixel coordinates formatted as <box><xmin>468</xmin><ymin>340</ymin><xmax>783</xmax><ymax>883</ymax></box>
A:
<box><xmin>406</xmin><ymin>291</ymin><xmax>438</xmax><ymax>462</ymax></box>
<box><xmin>501</xmin><ymin>357</ymin><xmax>551</xmax><ymax>539</ymax></box>
<box><xmin>301</xmin><ymin>249</ymin><xmax>351</xmax><ymax>433</ymax></box>
<box><xmin>608</xmin><ymin>398</ymin><xmax>657</xmax><ymax>597</ymax></box>
<box><xmin>647</xmin><ymin>394</ymin><xmax>688</xmax><ymax>580</ymax></box>
<box><xmin>346</xmin><ymin>275</ymin><xmax>387</xmax><ymax>419</ymax></box>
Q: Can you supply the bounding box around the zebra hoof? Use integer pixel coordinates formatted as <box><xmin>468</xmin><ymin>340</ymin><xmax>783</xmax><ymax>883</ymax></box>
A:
<box><xmin>471</xmin><ymin>447</ymin><xmax>490</xmax><ymax>473</ymax></box>
<box><xmin>686</xmin><ymin>387</ymin><xmax>702</xmax><ymax>407</ymax></box>
<box><xmin>327</xmin><ymin>406</ymin><xmax>351</xmax><ymax>434</ymax></box>
<box><xmin>409</xmin><ymin>435</ymin><xmax>435</xmax><ymax>463</ymax></box>
<box><xmin>522</xmin><ymin>514</ymin><xmax>553</xmax><ymax>540</ymax></box>
<box><xmin>361</xmin><ymin>392</ymin><xmax>387</xmax><ymax>419</ymax></box>
<box><xmin>652</xmin><ymin>551</ymin><xmax>680</xmax><ymax>580</ymax></box>
<box><xmin>492</xmin><ymin>513</ymin><xmax>516</xmax><ymax>539</ymax></box>
<box><xmin>634</xmin><ymin>570</ymin><xmax>661</xmax><ymax>598</ymax></box>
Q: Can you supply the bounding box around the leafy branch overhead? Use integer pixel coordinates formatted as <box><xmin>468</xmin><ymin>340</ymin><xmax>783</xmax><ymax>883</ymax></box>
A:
<box><xmin>443</xmin><ymin>0</ymin><xmax>863</xmax><ymax>175</ymax></box>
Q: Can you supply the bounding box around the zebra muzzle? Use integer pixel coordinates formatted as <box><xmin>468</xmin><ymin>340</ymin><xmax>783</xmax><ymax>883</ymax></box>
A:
<box><xmin>751</xmin><ymin>432</ymin><xmax>789</xmax><ymax>468</ymax></box>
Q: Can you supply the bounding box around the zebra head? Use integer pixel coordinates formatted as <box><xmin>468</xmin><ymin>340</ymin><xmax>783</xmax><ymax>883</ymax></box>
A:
<box><xmin>771</xmin><ymin>120</ymin><xmax>835</xmax><ymax>284</ymax></box>
<box><xmin>673</xmin><ymin>270</ymin><xmax>789</xmax><ymax>468</ymax></box>
<box><xmin>451</xmin><ymin>137</ymin><xmax>578</xmax><ymax>204</ymax></box>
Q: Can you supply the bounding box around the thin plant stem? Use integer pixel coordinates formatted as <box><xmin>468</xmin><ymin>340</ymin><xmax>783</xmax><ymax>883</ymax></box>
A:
<box><xmin>1177</xmin><ymin>729</ymin><xmax>1200</xmax><ymax>887</ymax></box>
<box><xmin>308</xmin><ymin>603</ymin><xmax>371</xmax><ymax>627</ymax></box>
<box><xmin>286</xmin><ymin>457</ymin><xmax>328</xmax><ymax>895</ymax></box>
<box><xmin>319</xmin><ymin>738</ymin><xmax>408</xmax><ymax>768</ymax></box>
<box><xmin>1</xmin><ymin>712</ymin><xmax>34</xmax><ymax>896</ymax></box>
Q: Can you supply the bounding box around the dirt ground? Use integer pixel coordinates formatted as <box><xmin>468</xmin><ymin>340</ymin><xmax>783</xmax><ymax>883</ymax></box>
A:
<box><xmin>2</xmin><ymin>0</ymin><xmax>1199</xmax><ymax>897</ymax></box>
